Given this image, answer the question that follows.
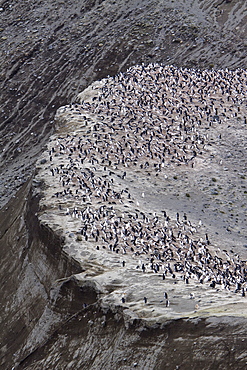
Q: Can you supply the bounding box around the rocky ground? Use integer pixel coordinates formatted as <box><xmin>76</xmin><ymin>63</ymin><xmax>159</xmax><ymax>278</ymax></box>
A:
<box><xmin>0</xmin><ymin>0</ymin><xmax>247</xmax><ymax>207</ymax></box>
<box><xmin>0</xmin><ymin>0</ymin><xmax>247</xmax><ymax>369</ymax></box>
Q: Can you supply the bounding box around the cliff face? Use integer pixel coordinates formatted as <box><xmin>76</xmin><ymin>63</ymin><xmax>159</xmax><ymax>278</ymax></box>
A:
<box><xmin>0</xmin><ymin>180</ymin><xmax>83</xmax><ymax>368</ymax></box>
<box><xmin>1</xmin><ymin>183</ymin><xmax>247</xmax><ymax>370</ymax></box>
<box><xmin>1</xmin><ymin>1</ymin><xmax>247</xmax><ymax>369</ymax></box>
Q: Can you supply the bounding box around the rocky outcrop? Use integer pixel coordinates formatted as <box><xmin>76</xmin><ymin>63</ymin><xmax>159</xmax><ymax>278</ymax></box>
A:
<box><xmin>1</xmin><ymin>70</ymin><xmax>247</xmax><ymax>369</ymax></box>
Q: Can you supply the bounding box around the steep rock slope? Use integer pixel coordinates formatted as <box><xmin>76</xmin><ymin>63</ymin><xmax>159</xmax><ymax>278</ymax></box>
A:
<box><xmin>0</xmin><ymin>0</ymin><xmax>246</xmax><ymax>206</ymax></box>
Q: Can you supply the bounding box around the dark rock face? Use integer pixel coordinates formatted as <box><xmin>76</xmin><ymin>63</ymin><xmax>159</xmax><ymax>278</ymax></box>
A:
<box><xmin>0</xmin><ymin>1</ymin><xmax>247</xmax><ymax>369</ymax></box>
<box><xmin>16</xmin><ymin>314</ymin><xmax>247</xmax><ymax>369</ymax></box>
<box><xmin>0</xmin><ymin>181</ymin><xmax>83</xmax><ymax>368</ymax></box>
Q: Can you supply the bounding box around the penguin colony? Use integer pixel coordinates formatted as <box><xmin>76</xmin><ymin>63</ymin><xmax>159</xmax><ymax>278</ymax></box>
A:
<box><xmin>46</xmin><ymin>63</ymin><xmax>247</xmax><ymax>297</ymax></box>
